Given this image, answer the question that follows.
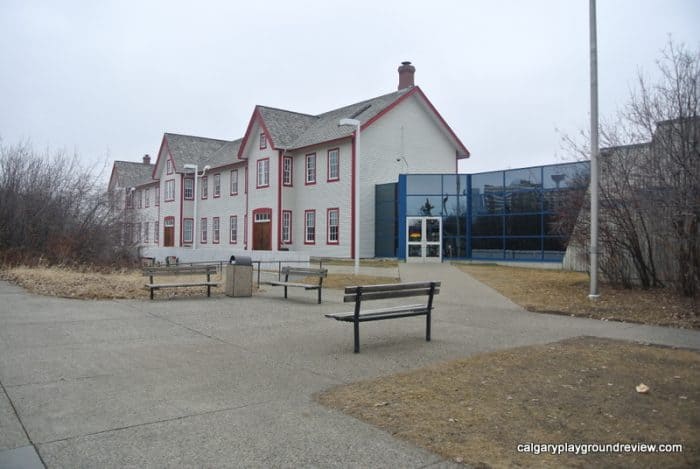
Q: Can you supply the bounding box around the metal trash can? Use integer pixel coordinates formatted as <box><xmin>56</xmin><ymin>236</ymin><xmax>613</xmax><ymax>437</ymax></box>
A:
<box><xmin>224</xmin><ymin>255</ymin><xmax>253</xmax><ymax>297</ymax></box>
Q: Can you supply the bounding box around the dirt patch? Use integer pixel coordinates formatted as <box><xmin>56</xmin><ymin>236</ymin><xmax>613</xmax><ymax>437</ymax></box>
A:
<box><xmin>0</xmin><ymin>266</ymin><xmax>224</xmax><ymax>300</ymax></box>
<box><xmin>317</xmin><ymin>337</ymin><xmax>700</xmax><ymax>468</ymax></box>
<box><xmin>456</xmin><ymin>264</ymin><xmax>699</xmax><ymax>329</ymax></box>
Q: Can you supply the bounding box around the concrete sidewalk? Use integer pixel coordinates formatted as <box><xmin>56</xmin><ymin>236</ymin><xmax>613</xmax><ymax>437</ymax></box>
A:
<box><xmin>0</xmin><ymin>264</ymin><xmax>698</xmax><ymax>468</ymax></box>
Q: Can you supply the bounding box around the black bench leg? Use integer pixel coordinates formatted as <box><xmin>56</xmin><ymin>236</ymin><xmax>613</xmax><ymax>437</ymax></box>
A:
<box><xmin>150</xmin><ymin>288</ymin><xmax>154</xmax><ymax>300</ymax></box>
<box><xmin>353</xmin><ymin>321</ymin><xmax>360</xmax><ymax>353</ymax></box>
<box><xmin>207</xmin><ymin>285</ymin><xmax>211</xmax><ymax>297</ymax></box>
<box><xmin>317</xmin><ymin>288</ymin><xmax>321</xmax><ymax>304</ymax></box>
<box><xmin>284</xmin><ymin>286</ymin><xmax>288</xmax><ymax>299</ymax></box>
<box><xmin>426</xmin><ymin>310</ymin><xmax>431</xmax><ymax>341</ymax></box>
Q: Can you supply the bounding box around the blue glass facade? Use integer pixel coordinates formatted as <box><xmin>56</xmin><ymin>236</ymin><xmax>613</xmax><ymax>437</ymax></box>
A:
<box><xmin>395</xmin><ymin>161</ymin><xmax>590</xmax><ymax>261</ymax></box>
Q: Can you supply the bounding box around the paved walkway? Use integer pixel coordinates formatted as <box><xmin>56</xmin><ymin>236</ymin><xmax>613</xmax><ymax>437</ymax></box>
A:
<box><xmin>0</xmin><ymin>264</ymin><xmax>698</xmax><ymax>468</ymax></box>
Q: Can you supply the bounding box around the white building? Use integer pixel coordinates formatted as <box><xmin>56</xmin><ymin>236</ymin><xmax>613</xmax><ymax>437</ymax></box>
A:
<box><xmin>109</xmin><ymin>62</ymin><xmax>469</xmax><ymax>259</ymax></box>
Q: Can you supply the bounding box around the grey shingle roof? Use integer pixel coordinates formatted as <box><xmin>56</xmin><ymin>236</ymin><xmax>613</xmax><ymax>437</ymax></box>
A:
<box><xmin>112</xmin><ymin>161</ymin><xmax>155</xmax><ymax>188</ymax></box>
<box><xmin>257</xmin><ymin>107</ymin><xmax>317</xmax><ymax>149</ymax></box>
<box><xmin>164</xmin><ymin>133</ymin><xmax>230</xmax><ymax>169</ymax></box>
<box><xmin>288</xmin><ymin>88</ymin><xmax>411</xmax><ymax>150</ymax></box>
<box><xmin>203</xmin><ymin>138</ymin><xmax>244</xmax><ymax>168</ymax></box>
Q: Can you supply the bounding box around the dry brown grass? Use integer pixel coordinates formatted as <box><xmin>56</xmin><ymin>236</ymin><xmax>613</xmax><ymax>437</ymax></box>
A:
<box><xmin>457</xmin><ymin>264</ymin><xmax>699</xmax><ymax>329</ymax></box>
<box><xmin>317</xmin><ymin>337</ymin><xmax>700</xmax><ymax>468</ymax></box>
<box><xmin>0</xmin><ymin>266</ymin><xmax>224</xmax><ymax>300</ymax></box>
<box><xmin>316</xmin><ymin>274</ymin><xmax>400</xmax><ymax>289</ymax></box>
<box><xmin>312</xmin><ymin>257</ymin><xmax>399</xmax><ymax>268</ymax></box>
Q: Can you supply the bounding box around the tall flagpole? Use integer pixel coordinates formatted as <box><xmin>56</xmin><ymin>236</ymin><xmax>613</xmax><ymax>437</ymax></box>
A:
<box><xmin>589</xmin><ymin>0</ymin><xmax>600</xmax><ymax>298</ymax></box>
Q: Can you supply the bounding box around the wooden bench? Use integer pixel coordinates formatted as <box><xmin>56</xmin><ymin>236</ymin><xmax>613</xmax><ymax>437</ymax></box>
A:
<box><xmin>265</xmin><ymin>267</ymin><xmax>328</xmax><ymax>304</ymax></box>
<box><xmin>143</xmin><ymin>265</ymin><xmax>220</xmax><ymax>300</ymax></box>
<box><xmin>325</xmin><ymin>281</ymin><xmax>440</xmax><ymax>353</ymax></box>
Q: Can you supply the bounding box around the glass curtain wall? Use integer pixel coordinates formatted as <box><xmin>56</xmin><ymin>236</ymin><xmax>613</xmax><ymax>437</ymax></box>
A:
<box><xmin>399</xmin><ymin>161</ymin><xmax>589</xmax><ymax>261</ymax></box>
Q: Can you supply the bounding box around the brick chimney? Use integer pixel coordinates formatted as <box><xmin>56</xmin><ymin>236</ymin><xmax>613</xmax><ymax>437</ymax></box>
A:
<box><xmin>143</xmin><ymin>154</ymin><xmax>151</xmax><ymax>165</ymax></box>
<box><xmin>397</xmin><ymin>61</ymin><xmax>415</xmax><ymax>90</ymax></box>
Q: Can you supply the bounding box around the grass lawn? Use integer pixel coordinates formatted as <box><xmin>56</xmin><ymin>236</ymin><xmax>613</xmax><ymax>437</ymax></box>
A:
<box><xmin>317</xmin><ymin>337</ymin><xmax>700</xmax><ymax>468</ymax></box>
<box><xmin>457</xmin><ymin>264</ymin><xmax>699</xmax><ymax>329</ymax></box>
<box><xmin>0</xmin><ymin>266</ymin><xmax>398</xmax><ymax>299</ymax></box>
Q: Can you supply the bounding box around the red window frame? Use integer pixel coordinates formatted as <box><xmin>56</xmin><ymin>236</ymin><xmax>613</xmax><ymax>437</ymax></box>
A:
<box><xmin>200</xmin><ymin>217</ymin><xmax>207</xmax><ymax>243</ymax></box>
<box><xmin>213</xmin><ymin>173</ymin><xmax>221</xmax><ymax>198</ymax></box>
<box><xmin>229</xmin><ymin>215</ymin><xmax>238</xmax><ymax>244</ymax></box>
<box><xmin>164</xmin><ymin>179</ymin><xmax>175</xmax><ymax>202</ymax></box>
<box><xmin>327</xmin><ymin>148</ymin><xmax>340</xmax><ymax>182</ymax></box>
<box><xmin>212</xmin><ymin>217</ymin><xmax>220</xmax><ymax>244</ymax></box>
<box><xmin>183</xmin><ymin>218</ymin><xmax>194</xmax><ymax>244</ymax></box>
<box><xmin>327</xmin><ymin>208</ymin><xmax>339</xmax><ymax>244</ymax></box>
<box><xmin>260</xmin><ymin>132</ymin><xmax>267</xmax><ymax>149</ymax></box>
<box><xmin>230</xmin><ymin>169</ymin><xmax>238</xmax><ymax>195</ymax></box>
<box><xmin>282</xmin><ymin>210</ymin><xmax>292</xmax><ymax>244</ymax></box>
<box><xmin>283</xmin><ymin>156</ymin><xmax>293</xmax><ymax>186</ymax></box>
<box><xmin>305</xmin><ymin>153</ymin><xmax>316</xmax><ymax>185</ymax></box>
<box><xmin>201</xmin><ymin>176</ymin><xmax>208</xmax><ymax>199</ymax></box>
<box><xmin>304</xmin><ymin>209</ymin><xmax>316</xmax><ymax>245</ymax></box>
<box><xmin>256</xmin><ymin>158</ymin><xmax>270</xmax><ymax>188</ymax></box>
<box><xmin>184</xmin><ymin>178</ymin><xmax>194</xmax><ymax>200</ymax></box>
<box><xmin>166</xmin><ymin>158</ymin><xmax>173</xmax><ymax>174</ymax></box>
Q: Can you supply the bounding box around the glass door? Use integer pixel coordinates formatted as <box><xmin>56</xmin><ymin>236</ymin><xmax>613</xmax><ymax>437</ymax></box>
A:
<box><xmin>406</xmin><ymin>217</ymin><xmax>442</xmax><ymax>262</ymax></box>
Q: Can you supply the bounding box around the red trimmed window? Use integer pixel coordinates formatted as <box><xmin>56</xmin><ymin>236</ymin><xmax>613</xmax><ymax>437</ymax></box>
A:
<box><xmin>145</xmin><ymin>188</ymin><xmax>150</xmax><ymax>208</ymax></box>
<box><xmin>201</xmin><ymin>176</ymin><xmax>208</xmax><ymax>199</ymax></box>
<box><xmin>212</xmin><ymin>217</ymin><xmax>220</xmax><ymax>244</ymax></box>
<box><xmin>260</xmin><ymin>132</ymin><xmax>267</xmax><ymax>149</ymax></box>
<box><xmin>256</xmin><ymin>158</ymin><xmax>270</xmax><ymax>188</ymax></box>
<box><xmin>125</xmin><ymin>189</ymin><xmax>133</xmax><ymax>209</ymax></box>
<box><xmin>230</xmin><ymin>169</ymin><xmax>238</xmax><ymax>195</ymax></box>
<box><xmin>183</xmin><ymin>218</ymin><xmax>194</xmax><ymax>244</ymax></box>
<box><xmin>213</xmin><ymin>174</ymin><xmax>221</xmax><ymax>198</ymax></box>
<box><xmin>305</xmin><ymin>153</ymin><xmax>316</xmax><ymax>185</ymax></box>
<box><xmin>304</xmin><ymin>210</ymin><xmax>315</xmax><ymax>244</ymax></box>
<box><xmin>282</xmin><ymin>210</ymin><xmax>292</xmax><ymax>244</ymax></box>
<box><xmin>327</xmin><ymin>208</ymin><xmax>339</xmax><ymax>244</ymax></box>
<box><xmin>229</xmin><ymin>216</ymin><xmax>237</xmax><ymax>243</ymax></box>
<box><xmin>327</xmin><ymin>148</ymin><xmax>340</xmax><ymax>182</ymax></box>
<box><xmin>155</xmin><ymin>184</ymin><xmax>160</xmax><ymax>206</ymax></box>
<box><xmin>184</xmin><ymin>178</ymin><xmax>194</xmax><ymax>200</ymax></box>
<box><xmin>166</xmin><ymin>159</ymin><xmax>173</xmax><ymax>174</ymax></box>
<box><xmin>200</xmin><ymin>217</ymin><xmax>207</xmax><ymax>243</ymax></box>
<box><xmin>283</xmin><ymin>156</ymin><xmax>293</xmax><ymax>186</ymax></box>
<box><xmin>154</xmin><ymin>221</ymin><xmax>159</xmax><ymax>244</ymax></box>
<box><xmin>165</xmin><ymin>180</ymin><xmax>175</xmax><ymax>202</ymax></box>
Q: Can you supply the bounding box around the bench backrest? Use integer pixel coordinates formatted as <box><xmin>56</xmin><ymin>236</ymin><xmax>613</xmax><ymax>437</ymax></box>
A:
<box><xmin>343</xmin><ymin>281</ymin><xmax>441</xmax><ymax>303</ymax></box>
<box><xmin>143</xmin><ymin>265</ymin><xmax>218</xmax><ymax>276</ymax></box>
<box><xmin>281</xmin><ymin>267</ymin><xmax>328</xmax><ymax>278</ymax></box>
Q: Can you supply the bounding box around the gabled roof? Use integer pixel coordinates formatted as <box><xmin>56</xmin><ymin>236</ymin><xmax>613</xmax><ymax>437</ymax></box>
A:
<box><xmin>238</xmin><ymin>86</ymin><xmax>469</xmax><ymax>157</ymax></box>
<box><xmin>110</xmin><ymin>161</ymin><xmax>155</xmax><ymax>189</ymax></box>
<box><xmin>164</xmin><ymin>133</ymin><xmax>230</xmax><ymax>169</ymax></box>
<box><xmin>203</xmin><ymin>138</ymin><xmax>244</xmax><ymax>168</ymax></box>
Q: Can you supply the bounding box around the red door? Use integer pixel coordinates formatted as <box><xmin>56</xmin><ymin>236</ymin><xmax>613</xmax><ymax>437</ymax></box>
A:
<box><xmin>252</xmin><ymin>209</ymin><xmax>271</xmax><ymax>250</ymax></box>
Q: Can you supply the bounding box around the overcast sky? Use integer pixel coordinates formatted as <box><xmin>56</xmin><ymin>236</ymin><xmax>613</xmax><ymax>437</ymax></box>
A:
<box><xmin>1</xmin><ymin>0</ymin><xmax>698</xmax><ymax>176</ymax></box>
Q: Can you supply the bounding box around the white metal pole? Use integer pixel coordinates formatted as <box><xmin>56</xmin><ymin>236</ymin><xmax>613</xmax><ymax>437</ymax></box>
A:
<box><xmin>589</xmin><ymin>0</ymin><xmax>600</xmax><ymax>298</ymax></box>
<box><xmin>354</xmin><ymin>123</ymin><xmax>361</xmax><ymax>276</ymax></box>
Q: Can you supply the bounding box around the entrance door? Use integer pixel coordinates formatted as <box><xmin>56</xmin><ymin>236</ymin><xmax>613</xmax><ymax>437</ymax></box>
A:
<box><xmin>252</xmin><ymin>209</ymin><xmax>272</xmax><ymax>250</ymax></box>
<box><xmin>163</xmin><ymin>217</ymin><xmax>174</xmax><ymax>247</ymax></box>
<box><xmin>406</xmin><ymin>217</ymin><xmax>442</xmax><ymax>262</ymax></box>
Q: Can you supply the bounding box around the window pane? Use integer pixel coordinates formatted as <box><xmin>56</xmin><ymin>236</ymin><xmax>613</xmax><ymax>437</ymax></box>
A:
<box><xmin>471</xmin><ymin>215</ymin><xmax>502</xmax><ymax>236</ymax></box>
<box><xmin>406</xmin><ymin>196</ymin><xmax>442</xmax><ymax>216</ymax></box>
<box><xmin>471</xmin><ymin>237</ymin><xmax>504</xmax><ymax>259</ymax></box>
<box><xmin>506</xmin><ymin>214</ymin><xmax>541</xmax><ymax>236</ymax></box>
<box><xmin>505</xmin><ymin>167</ymin><xmax>542</xmax><ymax>188</ymax></box>
<box><xmin>406</xmin><ymin>174</ymin><xmax>442</xmax><ymax>194</ymax></box>
<box><xmin>505</xmin><ymin>190</ymin><xmax>541</xmax><ymax>213</ymax></box>
<box><xmin>543</xmin><ymin>162</ymin><xmax>590</xmax><ymax>189</ymax></box>
<box><xmin>442</xmin><ymin>175</ymin><xmax>468</xmax><ymax>195</ymax></box>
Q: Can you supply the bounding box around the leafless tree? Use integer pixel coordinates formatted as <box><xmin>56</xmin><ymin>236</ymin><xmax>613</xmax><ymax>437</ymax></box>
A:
<box><xmin>562</xmin><ymin>40</ymin><xmax>699</xmax><ymax>298</ymax></box>
<box><xmin>0</xmin><ymin>140</ymin><xmax>134</xmax><ymax>266</ymax></box>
